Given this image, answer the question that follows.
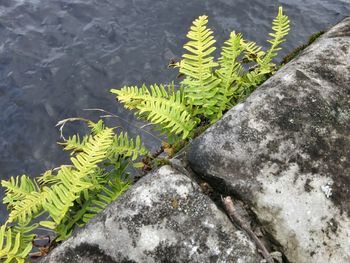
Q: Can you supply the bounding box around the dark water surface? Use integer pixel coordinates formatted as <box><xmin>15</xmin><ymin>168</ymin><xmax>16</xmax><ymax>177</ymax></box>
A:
<box><xmin>0</xmin><ymin>0</ymin><xmax>349</xmax><ymax>221</ymax></box>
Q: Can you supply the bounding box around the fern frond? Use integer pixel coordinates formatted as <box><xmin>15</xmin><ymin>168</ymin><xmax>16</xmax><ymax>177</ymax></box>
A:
<box><xmin>1</xmin><ymin>175</ymin><xmax>39</xmax><ymax>207</ymax></box>
<box><xmin>10</xmin><ymin>220</ymin><xmax>37</xmax><ymax>258</ymax></box>
<box><xmin>179</xmin><ymin>15</ymin><xmax>221</xmax><ymax>115</ymax></box>
<box><xmin>231</xmin><ymin>8</ymin><xmax>289</xmax><ymax>103</ymax></box>
<box><xmin>7</xmin><ymin>128</ymin><xmax>114</xmax><ymax>225</ymax></box>
<box><xmin>51</xmin><ymin>167</ymin><xmax>130</xmax><ymax>242</ymax></box>
<box><xmin>43</xmin><ymin>129</ymin><xmax>114</xmax><ymax>224</ymax></box>
<box><xmin>111</xmin><ymin>85</ymin><xmax>147</xmax><ymax>109</ymax></box>
<box><xmin>109</xmin><ymin>132</ymin><xmax>148</xmax><ymax>161</ymax></box>
<box><xmin>58</xmin><ymin>134</ymin><xmax>90</xmax><ymax>155</ymax></box>
<box><xmin>37</xmin><ymin>170</ymin><xmax>61</xmax><ymax>187</ymax></box>
<box><xmin>41</xmin><ymin>167</ymin><xmax>93</xmax><ymax>225</ymax></box>
<box><xmin>42</xmin><ymin>184</ymin><xmax>86</xmax><ymax>225</ymax></box>
<box><xmin>87</xmin><ymin>119</ymin><xmax>106</xmax><ymax>136</ymax></box>
<box><xmin>264</xmin><ymin>6</ymin><xmax>290</xmax><ymax>63</ymax></box>
<box><xmin>7</xmin><ymin>191</ymin><xmax>47</xmax><ymax>224</ymax></box>
<box><xmin>235</xmin><ymin>67</ymin><xmax>269</xmax><ymax>102</ymax></box>
<box><xmin>138</xmin><ymin>98</ymin><xmax>197</xmax><ymax>139</ymax></box>
<box><xmin>112</xmin><ymin>84</ymin><xmax>198</xmax><ymax>138</ymax></box>
<box><xmin>82</xmin><ymin>179</ymin><xmax>130</xmax><ymax>223</ymax></box>
<box><xmin>57</xmin><ymin>118</ymin><xmax>105</xmax><ymax>155</ymax></box>
<box><xmin>242</xmin><ymin>39</ymin><xmax>265</xmax><ymax>62</ymax></box>
<box><xmin>111</xmin><ymin>83</ymin><xmax>175</xmax><ymax>109</ymax></box>
<box><xmin>70</xmin><ymin>128</ymin><xmax>114</xmax><ymax>175</ymax></box>
<box><xmin>213</xmin><ymin>32</ymin><xmax>245</xmax><ymax>120</ymax></box>
<box><xmin>0</xmin><ymin>225</ymin><xmax>32</xmax><ymax>262</ymax></box>
<box><xmin>12</xmin><ymin>220</ymin><xmax>37</xmax><ymax>245</ymax></box>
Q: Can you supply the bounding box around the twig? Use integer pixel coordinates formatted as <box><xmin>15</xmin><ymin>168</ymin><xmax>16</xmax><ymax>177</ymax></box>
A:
<box><xmin>55</xmin><ymin>117</ymin><xmax>90</xmax><ymax>140</ymax></box>
<box><xmin>222</xmin><ymin>196</ymin><xmax>274</xmax><ymax>263</ymax></box>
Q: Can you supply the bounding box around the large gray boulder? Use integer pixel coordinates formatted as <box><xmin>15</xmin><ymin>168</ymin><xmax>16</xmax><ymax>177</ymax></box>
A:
<box><xmin>188</xmin><ymin>17</ymin><xmax>350</xmax><ymax>263</ymax></box>
<box><xmin>41</xmin><ymin>165</ymin><xmax>262</xmax><ymax>263</ymax></box>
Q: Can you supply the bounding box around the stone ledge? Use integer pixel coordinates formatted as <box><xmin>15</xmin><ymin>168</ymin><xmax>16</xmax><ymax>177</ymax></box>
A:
<box><xmin>40</xmin><ymin>166</ymin><xmax>261</xmax><ymax>263</ymax></box>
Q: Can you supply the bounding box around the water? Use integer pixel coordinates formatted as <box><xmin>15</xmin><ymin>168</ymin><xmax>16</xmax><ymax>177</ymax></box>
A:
<box><xmin>0</xmin><ymin>0</ymin><xmax>349</xmax><ymax>222</ymax></box>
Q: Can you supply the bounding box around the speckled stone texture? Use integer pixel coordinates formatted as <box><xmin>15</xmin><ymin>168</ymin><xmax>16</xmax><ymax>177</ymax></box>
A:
<box><xmin>40</xmin><ymin>166</ymin><xmax>261</xmax><ymax>263</ymax></box>
<box><xmin>188</xmin><ymin>17</ymin><xmax>350</xmax><ymax>263</ymax></box>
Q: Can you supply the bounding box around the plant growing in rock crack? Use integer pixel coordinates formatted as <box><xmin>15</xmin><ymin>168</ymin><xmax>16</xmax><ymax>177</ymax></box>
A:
<box><xmin>111</xmin><ymin>7</ymin><xmax>290</xmax><ymax>141</ymax></box>
<box><xmin>0</xmin><ymin>119</ymin><xmax>147</xmax><ymax>262</ymax></box>
<box><xmin>0</xmin><ymin>7</ymin><xmax>290</xmax><ymax>262</ymax></box>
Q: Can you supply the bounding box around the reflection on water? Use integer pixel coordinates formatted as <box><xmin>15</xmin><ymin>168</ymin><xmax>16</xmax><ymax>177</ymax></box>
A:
<box><xmin>0</xmin><ymin>0</ymin><xmax>349</xmax><ymax>221</ymax></box>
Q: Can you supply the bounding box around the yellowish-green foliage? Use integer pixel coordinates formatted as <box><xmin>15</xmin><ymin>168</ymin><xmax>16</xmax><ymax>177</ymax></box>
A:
<box><xmin>111</xmin><ymin>7</ymin><xmax>290</xmax><ymax>140</ymax></box>
<box><xmin>113</xmin><ymin>84</ymin><xmax>197</xmax><ymax>138</ymax></box>
<box><xmin>0</xmin><ymin>225</ymin><xmax>32</xmax><ymax>263</ymax></box>
<box><xmin>179</xmin><ymin>15</ymin><xmax>221</xmax><ymax>118</ymax></box>
<box><xmin>0</xmin><ymin>120</ymin><xmax>148</xmax><ymax>262</ymax></box>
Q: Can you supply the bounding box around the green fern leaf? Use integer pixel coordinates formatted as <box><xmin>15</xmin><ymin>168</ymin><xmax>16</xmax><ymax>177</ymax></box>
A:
<box><xmin>43</xmin><ymin>129</ymin><xmax>114</xmax><ymax>224</ymax></box>
<box><xmin>213</xmin><ymin>32</ymin><xmax>245</xmax><ymax>120</ymax></box>
<box><xmin>70</xmin><ymin>128</ymin><xmax>114</xmax><ymax>175</ymax></box>
<box><xmin>37</xmin><ymin>170</ymin><xmax>61</xmax><ymax>187</ymax></box>
<box><xmin>232</xmin><ymin>7</ymin><xmax>289</xmax><ymax>103</ymax></box>
<box><xmin>111</xmin><ymin>83</ymin><xmax>175</xmax><ymax>109</ymax></box>
<box><xmin>0</xmin><ymin>225</ymin><xmax>32</xmax><ymax>262</ymax></box>
<box><xmin>264</xmin><ymin>6</ymin><xmax>290</xmax><ymax>64</ymax></box>
<box><xmin>88</xmin><ymin>119</ymin><xmax>106</xmax><ymax>135</ymax></box>
<box><xmin>7</xmin><ymin>128</ymin><xmax>114</xmax><ymax>225</ymax></box>
<box><xmin>242</xmin><ymin>39</ymin><xmax>265</xmax><ymax>62</ymax></box>
<box><xmin>83</xmin><ymin>179</ymin><xmax>130</xmax><ymax>223</ymax></box>
<box><xmin>137</xmin><ymin>98</ymin><xmax>196</xmax><ymax>139</ymax></box>
<box><xmin>111</xmin><ymin>84</ymin><xmax>198</xmax><ymax>138</ymax></box>
<box><xmin>1</xmin><ymin>175</ymin><xmax>39</xmax><ymax>207</ymax></box>
<box><xmin>7</xmin><ymin>190</ymin><xmax>47</xmax><ymax>224</ymax></box>
<box><xmin>110</xmin><ymin>132</ymin><xmax>148</xmax><ymax>161</ymax></box>
<box><xmin>12</xmin><ymin>220</ymin><xmax>37</xmax><ymax>257</ymax></box>
<box><xmin>52</xmin><ymin>171</ymin><xmax>130</xmax><ymax>241</ymax></box>
<box><xmin>58</xmin><ymin>134</ymin><xmax>90</xmax><ymax>155</ymax></box>
<box><xmin>42</xmin><ymin>184</ymin><xmax>84</xmax><ymax>224</ymax></box>
<box><xmin>179</xmin><ymin>15</ymin><xmax>221</xmax><ymax>116</ymax></box>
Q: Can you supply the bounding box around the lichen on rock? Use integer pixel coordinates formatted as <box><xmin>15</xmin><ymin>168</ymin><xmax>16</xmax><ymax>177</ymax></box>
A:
<box><xmin>40</xmin><ymin>166</ymin><xmax>261</xmax><ymax>263</ymax></box>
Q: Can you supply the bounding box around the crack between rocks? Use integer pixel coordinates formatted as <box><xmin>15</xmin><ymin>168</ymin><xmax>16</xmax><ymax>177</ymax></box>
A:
<box><xmin>168</xmin><ymin>154</ymin><xmax>290</xmax><ymax>263</ymax></box>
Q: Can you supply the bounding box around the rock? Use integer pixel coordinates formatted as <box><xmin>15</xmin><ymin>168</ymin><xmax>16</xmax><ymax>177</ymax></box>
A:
<box><xmin>188</xmin><ymin>17</ymin><xmax>350</xmax><ymax>263</ymax></box>
<box><xmin>40</xmin><ymin>166</ymin><xmax>262</xmax><ymax>263</ymax></box>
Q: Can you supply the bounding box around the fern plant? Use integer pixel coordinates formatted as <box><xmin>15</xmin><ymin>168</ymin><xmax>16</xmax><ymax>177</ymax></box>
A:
<box><xmin>112</xmin><ymin>83</ymin><xmax>198</xmax><ymax>139</ymax></box>
<box><xmin>0</xmin><ymin>119</ymin><xmax>148</xmax><ymax>262</ymax></box>
<box><xmin>111</xmin><ymin>6</ymin><xmax>290</xmax><ymax>140</ymax></box>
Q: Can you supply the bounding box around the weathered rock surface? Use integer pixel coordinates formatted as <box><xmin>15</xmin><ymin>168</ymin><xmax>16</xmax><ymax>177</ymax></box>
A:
<box><xmin>41</xmin><ymin>166</ymin><xmax>261</xmax><ymax>263</ymax></box>
<box><xmin>188</xmin><ymin>17</ymin><xmax>350</xmax><ymax>263</ymax></box>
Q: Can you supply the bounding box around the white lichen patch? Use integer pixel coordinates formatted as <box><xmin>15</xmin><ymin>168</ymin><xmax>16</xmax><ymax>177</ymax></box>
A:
<box><xmin>321</xmin><ymin>183</ymin><xmax>333</xmax><ymax>198</ymax></box>
<box><xmin>256</xmin><ymin>164</ymin><xmax>350</xmax><ymax>262</ymax></box>
<box><xmin>74</xmin><ymin>221</ymin><xmax>106</xmax><ymax>245</ymax></box>
<box><xmin>129</xmin><ymin>166</ymin><xmax>192</xmax><ymax>207</ymax></box>
<box><xmin>129</xmin><ymin>186</ymin><xmax>155</xmax><ymax>207</ymax></box>
<box><xmin>247</xmin><ymin>117</ymin><xmax>268</xmax><ymax>133</ymax></box>
<box><xmin>138</xmin><ymin>224</ymin><xmax>177</xmax><ymax>251</ymax></box>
